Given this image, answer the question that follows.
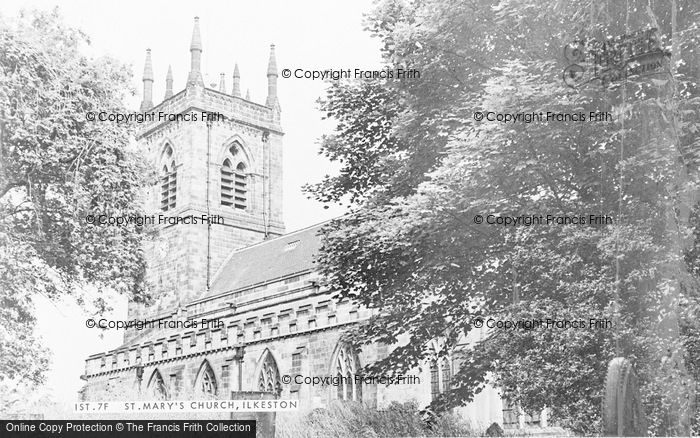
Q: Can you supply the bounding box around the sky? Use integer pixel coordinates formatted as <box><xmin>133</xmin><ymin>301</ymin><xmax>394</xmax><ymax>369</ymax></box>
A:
<box><xmin>1</xmin><ymin>0</ymin><xmax>382</xmax><ymax>406</ymax></box>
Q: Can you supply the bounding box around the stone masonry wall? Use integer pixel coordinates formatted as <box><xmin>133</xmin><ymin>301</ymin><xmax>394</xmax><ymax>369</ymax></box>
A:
<box><xmin>83</xmin><ymin>271</ymin><xmax>435</xmax><ymax>412</ymax></box>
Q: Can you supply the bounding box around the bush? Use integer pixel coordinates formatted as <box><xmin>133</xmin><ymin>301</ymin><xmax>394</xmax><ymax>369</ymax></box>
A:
<box><xmin>276</xmin><ymin>400</ymin><xmax>474</xmax><ymax>438</ymax></box>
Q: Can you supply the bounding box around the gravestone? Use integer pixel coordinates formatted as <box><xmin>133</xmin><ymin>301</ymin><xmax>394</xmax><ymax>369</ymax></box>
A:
<box><xmin>603</xmin><ymin>357</ymin><xmax>647</xmax><ymax>436</ymax></box>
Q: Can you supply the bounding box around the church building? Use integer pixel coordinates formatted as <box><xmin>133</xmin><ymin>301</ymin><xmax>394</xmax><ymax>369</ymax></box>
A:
<box><xmin>80</xmin><ymin>17</ymin><xmax>547</xmax><ymax>432</ymax></box>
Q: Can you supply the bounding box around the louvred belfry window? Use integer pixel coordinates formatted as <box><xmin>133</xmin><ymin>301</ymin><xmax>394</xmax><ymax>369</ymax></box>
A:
<box><xmin>221</xmin><ymin>159</ymin><xmax>234</xmax><ymax>206</ymax></box>
<box><xmin>221</xmin><ymin>159</ymin><xmax>247</xmax><ymax>210</ymax></box>
<box><xmin>234</xmin><ymin>162</ymin><xmax>247</xmax><ymax>209</ymax></box>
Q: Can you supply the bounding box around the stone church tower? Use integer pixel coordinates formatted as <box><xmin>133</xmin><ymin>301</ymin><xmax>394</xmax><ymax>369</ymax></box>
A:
<box><xmin>82</xmin><ymin>19</ymin><xmax>390</xmax><ymax>409</ymax></box>
<box><xmin>127</xmin><ymin>17</ymin><xmax>285</xmax><ymax>332</ymax></box>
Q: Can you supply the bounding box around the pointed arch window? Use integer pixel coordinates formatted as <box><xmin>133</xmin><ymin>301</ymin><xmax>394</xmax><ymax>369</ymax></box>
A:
<box><xmin>257</xmin><ymin>351</ymin><xmax>281</xmax><ymax>394</ymax></box>
<box><xmin>147</xmin><ymin>369</ymin><xmax>168</xmax><ymax>400</ymax></box>
<box><xmin>195</xmin><ymin>361</ymin><xmax>217</xmax><ymax>396</ymax></box>
<box><xmin>160</xmin><ymin>145</ymin><xmax>177</xmax><ymax>211</ymax></box>
<box><xmin>441</xmin><ymin>357</ymin><xmax>451</xmax><ymax>392</ymax></box>
<box><xmin>221</xmin><ymin>160</ymin><xmax>247</xmax><ymax>210</ymax></box>
<box><xmin>430</xmin><ymin>357</ymin><xmax>452</xmax><ymax>401</ymax></box>
<box><xmin>430</xmin><ymin>361</ymin><xmax>440</xmax><ymax>400</ymax></box>
<box><xmin>332</xmin><ymin>344</ymin><xmax>362</xmax><ymax>402</ymax></box>
<box><xmin>501</xmin><ymin>397</ymin><xmax>541</xmax><ymax>428</ymax></box>
<box><xmin>502</xmin><ymin>397</ymin><xmax>519</xmax><ymax>428</ymax></box>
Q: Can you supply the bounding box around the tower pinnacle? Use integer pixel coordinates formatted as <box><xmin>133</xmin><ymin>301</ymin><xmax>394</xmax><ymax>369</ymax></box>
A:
<box><xmin>232</xmin><ymin>63</ymin><xmax>241</xmax><ymax>97</ymax></box>
<box><xmin>140</xmin><ymin>49</ymin><xmax>154</xmax><ymax>111</ymax></box>
<box><xmin>219</xmin><ymin>73</ymin><xmax>226</xmax><ymax>93</ymax></box>
<box><xmin>267</xmin><ymin>44</ymin><xmax>278</xmax><ymax>76</ymax></box>
<box><xmin>265</xmin><ymin>44</ymin><xmax>278</xmax><ymax>108</ymax></box>
<box><xmin>187</xmin><ymin>17</ymin><xmax>204</xmax><ymax>87</ymax></box>
<box><xmin>190</xmin><ymin>17</ymin><xmax>202</xmax><ymax>51</ymax></box>
<box><xmin>165</xmin><ymin>65</ymin><xmax>173</xmax><ymax>99</ymax></box>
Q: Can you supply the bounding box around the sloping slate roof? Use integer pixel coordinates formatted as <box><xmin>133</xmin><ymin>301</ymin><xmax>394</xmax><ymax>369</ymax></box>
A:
<box><xmin>206</xmin><ymin>223</ymin><xmax>325</xmax><ymax>298</ymax></box>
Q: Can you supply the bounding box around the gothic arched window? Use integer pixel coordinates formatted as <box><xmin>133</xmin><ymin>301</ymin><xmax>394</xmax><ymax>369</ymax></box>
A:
<box><xmin>332</xmin><ymin>344</ymin><xmax>362</xmax><ymax>402</ymax></box>
<box><xmin>430</xmin><ymin>357</ymin><xmax>452</xmax><ymax>401</ymax></box>
<box><xmin>160</xmin><ymin>145</ymin><xmax>177</xmax><ymax>211</ymax></box>
<box><xmin>501</xmin><ymin>397</ymin><xmax>541</xmax><ymax>428</ymax></box>
<box><xmin>221</xmin><ymin>142</ymin><xmax>248</xmax><ymax>210</ymax></box>
<box><xmin>441</xmin><ymin>357</ymin><xmax>451</xmax><ymax>392</ymax></box>
<box><xmin>147</xmin><ymin>369</ymin><xmax>168</xmax><ymax>400</ymax></box>
<box><xmin>195</xmin><ymin>361</ymin><xmax>217</xmax><ymax>396</ymax></box>
<box><xmin>257</xmin><ymin>350</ymin><xmax>281</xmax><ymax>394</ymax></box>
<box><xmin>430</xmin><ymin>361</ymin><xmax>440</xmax><ymax>401</ymax></box>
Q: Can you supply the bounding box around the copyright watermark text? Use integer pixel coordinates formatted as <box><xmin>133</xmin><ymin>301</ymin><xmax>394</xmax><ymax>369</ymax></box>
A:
<box><xmin>85</xmin><ymin>318</ymin><xmax>224</xmax><ymax>331</ymax></box>
<box><xmin>280</xmin><ymin>374</ymin><xmax>420</xmax><ymax>386</ymax></box>
<box><xmin>84</xmin><ymin>214</ymin><xmax>224</xmax><ymax>226</ymax></box>
<box><xmin>280</xmin><ymin>67</ymin><xmax>420</xmax><ymax>80</ymax></box>
<box><xmin>473</xmin><ymin>111</ymin><xmax>612</xmax><ymax>123</ymax></box>
<box><xmin>85</xmin><ymin>111</ymin><xmax>224</xmax><ymax>123</ymax></box>
<box><xmin>472</xmin><ymin>214</ymin><xmax>613</xmax><ymax>226</ymax></box>
<box><xmin>471</xmin><ymin>318</ymin><xmax>612</xmax><ymax>330</ymax></box>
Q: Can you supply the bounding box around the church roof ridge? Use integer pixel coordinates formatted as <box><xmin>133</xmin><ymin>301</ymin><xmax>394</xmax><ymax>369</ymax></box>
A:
<box><xmin>205</xmin><ymin>219</ymin><xmax>336</xmax><ymax>299</ymax></box>
<box><xmin>209</xmin><ymin>219</ymin><xmax>332</xmax><ymax>280</ymax></box>
<box><xmin>236</xmin><ymin>219</ymin><xmax>332</xmax><ymax>253</ymax></box>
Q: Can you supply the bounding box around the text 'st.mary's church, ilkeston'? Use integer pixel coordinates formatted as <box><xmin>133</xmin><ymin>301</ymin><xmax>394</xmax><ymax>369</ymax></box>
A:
<box><xmin>80</xmin><ymin>18</ymin><xmax>545</xmax><ymax>431</ymax></box>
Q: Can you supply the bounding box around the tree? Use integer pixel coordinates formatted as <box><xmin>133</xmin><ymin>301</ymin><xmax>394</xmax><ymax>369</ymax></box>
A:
<box><xmin>0</xmin><ymin>9</ymin><xmax>150</xmax><ymax>389</ymax></box>
<box><xmin>306</xmin><ymin>81</ymin><xmax>405</xmax><ymax>205</ymax></box>
<box><xmin>310</xmin><ymin>0</ymin><xmax>700</xmax><ymax>434</ymax></box>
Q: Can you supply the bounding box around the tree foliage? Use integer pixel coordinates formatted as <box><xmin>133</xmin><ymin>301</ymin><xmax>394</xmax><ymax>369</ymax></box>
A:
<box><xmin>310</xmin><ymin>0</ymin><xmax>700</xmax><ymax>434</ymax></box>
<box><xmin>0</xmin><ymin>10</ymin><xmax>150</xmax><ymax>386</ymax></box>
